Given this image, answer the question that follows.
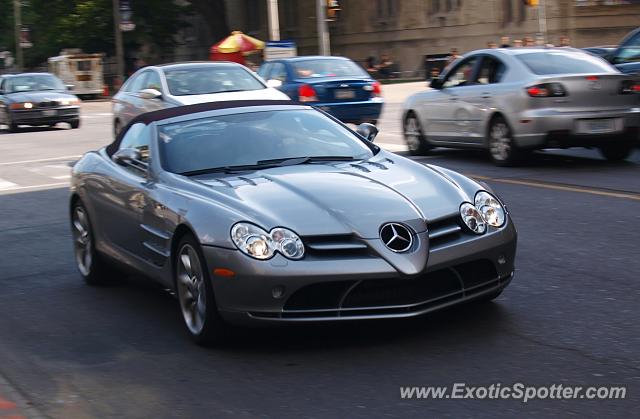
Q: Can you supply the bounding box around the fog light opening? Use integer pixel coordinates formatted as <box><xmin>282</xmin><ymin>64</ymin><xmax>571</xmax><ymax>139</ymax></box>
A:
<box><xmin>272</xmin><ymin>285</ymin><xmax>285</xmax><ymax>299</ymax></box>
<box><xmin>497</xmin><ymin>255</ymin><xmax>507</xmax><ymax>265</ymax></box>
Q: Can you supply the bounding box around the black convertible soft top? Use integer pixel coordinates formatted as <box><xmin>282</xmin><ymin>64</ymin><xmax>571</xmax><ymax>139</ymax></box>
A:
<box><xmin>106</xmin><ymin>100</ymin><xmax>301</xmax><ymax>155</ymax></box>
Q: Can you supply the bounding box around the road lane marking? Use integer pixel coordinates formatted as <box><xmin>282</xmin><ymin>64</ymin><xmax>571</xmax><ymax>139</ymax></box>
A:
<box><xmin>469</xmin><ymin>174</ymin><xmax>640</xmax><ymax>201</ymax></box>
<box><xmin>0</xmin><ymin>181</ymin><xmax>68</xmax><ymax>194</ymax></box>
<box><xmin>0</xmin><ymin>179</ymin><xmax>18</xmax><ymax>190</ymax></box>
<box><xmin>0</xmin><ymin>155</ymin><xmax>82</xmax><ymax>166</ymax></box>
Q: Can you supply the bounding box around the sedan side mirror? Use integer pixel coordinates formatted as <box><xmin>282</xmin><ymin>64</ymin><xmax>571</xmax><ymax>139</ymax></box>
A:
<box><xmin>266</xmin><ymin>79</ymin><xmax>283</xmax><ymax>88</ymax></box>
<box><xmin>356</xmin><ymin>123</ymin><xmax>379</xmax><ymax>142</ymax></box>
<box><xmin>138</xmin><ymin>88</ymin><xmax>162</xmax><ymax>100</ymax></box>
<box><xmin>429</xmin><ymin>77</ymin><xmax>443</xmax><ymax>89</ymax></box>
<box><xmin>113</xmin><ymin>148</ymin><xmax>142</xmax><ymax>166</ymax></box>
<box><xmin>65</xmin><ymin>84</ymin><xmax>75</xmax><ymax>91</ymax></box>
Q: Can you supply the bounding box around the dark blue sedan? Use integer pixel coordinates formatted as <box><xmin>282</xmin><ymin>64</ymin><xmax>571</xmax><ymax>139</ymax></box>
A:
<box><xmin>257</xmin><ymin>56</ymin><xmax>383</xmax><ymax>124</ymax></box>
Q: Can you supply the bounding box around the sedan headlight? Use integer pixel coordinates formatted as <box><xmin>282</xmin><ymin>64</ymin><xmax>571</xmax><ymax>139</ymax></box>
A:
<box><xmin>9</xmin><ymin>102</ymin><xmax>33</xmax><ymax>110</ymax></box>
<box><xmin>231</xmin><ymin>223</ymin><xmax>304</xmax><ymax>260</ymax></box>
<box><xmin>61</xmin><ymin>98</ymin><xmax>80</xmax><ymax>106</ymax></box>
<box><xmin>474</xmin><ymin>191</ymin><xmax>506</xmax><ymax>228</ymax></box>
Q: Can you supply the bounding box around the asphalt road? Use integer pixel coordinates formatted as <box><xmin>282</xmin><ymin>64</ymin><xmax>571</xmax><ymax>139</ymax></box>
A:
<box><xmin>1</xmin><ymin>93</ymin><xmax>639</xmax><ymax>418</ymax></box>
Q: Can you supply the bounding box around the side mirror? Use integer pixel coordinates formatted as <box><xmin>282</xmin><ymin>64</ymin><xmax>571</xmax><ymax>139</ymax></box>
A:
<box><xmin>429</xmin><ymin>77</ymin><xmax>443</xmax><ymax>89</ymax></box>
<box><xmin>138</xmin><ymin>88</ymin><xmax>162</xmax><ymax>99</ymax></box>
<box><xmin>65</xmin><ymin>84</ymin><xmax>75</xmax><ymax>91</ymax></box>
<box><xmin>356</xmin><ymin>123</ymin><xmax>379</xmax><ymax>142</ymax></box>
<box><xmin>266</xmin><ymin>79</ymin><xmax>283</xmax><ymax>88</ymax></box>
<box><xmin>113</xmin><ymin>148</ymin><xmax>142</xmax><ymax>166</ymax></box>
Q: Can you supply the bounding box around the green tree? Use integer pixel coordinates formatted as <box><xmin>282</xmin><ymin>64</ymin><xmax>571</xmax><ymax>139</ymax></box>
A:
<box><xmin>0</xmin><ymin>0</ymin><xmax>199</xmax><ymax>69</ymax></box>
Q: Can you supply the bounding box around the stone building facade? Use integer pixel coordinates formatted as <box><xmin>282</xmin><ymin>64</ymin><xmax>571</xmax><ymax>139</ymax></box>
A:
<box><xmin>221</xmin><ymin>0</ymin><xmax>640</xmax><ymax>75</ymax></box>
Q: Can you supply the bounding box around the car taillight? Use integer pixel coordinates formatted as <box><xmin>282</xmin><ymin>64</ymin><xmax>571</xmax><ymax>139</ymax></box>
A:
<box><xmin>372</xmin><ymin>81</ymin><xmax>381</xmax><ymax>97</ymax></box>
<box><xmin>526</xmin><ymin>82</ymin><xmax>567</xmax><ymax>97</ymax></box>
<box><xmin>620</xmin><ymin>80</ymin><xmax>640</xmax><ymax>94</ymax></box>
<box><xmin>298</xmin><ymin>84</ymin><xmax>318</xmax><ymax>102</ymax></box>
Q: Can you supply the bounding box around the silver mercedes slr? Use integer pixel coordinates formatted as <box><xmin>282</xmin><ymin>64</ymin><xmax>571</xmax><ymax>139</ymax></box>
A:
<box><xmin>403</xmin><ymin>48</ymin><xmax>640</xmax><ymax>165</ymax></box>
<box><xmin>70</xmin><ymin>100</ymin><xmax>517</xmax><ymax>345</ymax></box>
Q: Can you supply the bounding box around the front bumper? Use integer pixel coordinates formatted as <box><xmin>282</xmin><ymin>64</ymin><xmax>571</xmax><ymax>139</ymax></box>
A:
<box><xmin>9</xmin><ymin>107</ymin><xmax>80</xmax><ymax>125</ymax></box>
<box><xmin>203</xmin><ymin>217</ymin><xmax>517</xmax><ymax>325</ymax></box>
<box><xmin>514</xmin><ymin>107</ymin><xmax>640</xmax><ymax>148</ymax></box>
<box><xmin>315</xmin><ymin>98</ymin><xmax>384</xmax><ymax>123</ymax></box>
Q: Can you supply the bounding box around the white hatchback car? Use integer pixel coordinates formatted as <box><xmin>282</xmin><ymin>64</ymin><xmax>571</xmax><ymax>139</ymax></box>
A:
<box><xmin>112</xmin><ymin>61</ymin><xmax>289</xmax><ymax>136</ymax></box>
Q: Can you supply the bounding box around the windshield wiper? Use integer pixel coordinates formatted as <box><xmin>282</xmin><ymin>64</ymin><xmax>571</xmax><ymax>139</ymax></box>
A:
<box><xmin>179</xmin><ymin>163</ymin><xmax>280</xmax><ymax>176</ymax></box>
<box><xmin>256</xmin><ymin>156</ymin><xmax>357</xmax><ymax>166</ymax></box>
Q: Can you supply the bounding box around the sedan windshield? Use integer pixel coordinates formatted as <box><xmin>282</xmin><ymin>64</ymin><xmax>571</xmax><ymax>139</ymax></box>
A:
<box><xmin>516</xmin><ymin>51</ymin><xmax>617</xmax><ymax>75</ymax></box>
<box><xmin>5</xmin><ymin>74</ymin><xmax>65</xmax><ymax>93</ymax></box>
<box><xmin>158</xmin><ymin>109</ymin><xmax>375</xmax><ymax>174</ymax></box>
<box><xmin>164</xmin><ymin>66</ymin><xmax>266</xmax><ymax>96</ymax></box>
<box><xmin>292</xmin><ymin>59</ymin><xmax>369</xmax><ymax>79</ymax></box>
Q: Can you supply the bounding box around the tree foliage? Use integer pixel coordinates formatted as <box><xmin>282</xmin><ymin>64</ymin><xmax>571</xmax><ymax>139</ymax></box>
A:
<box><xmin>0</xmin><ymin>0</ymin><xmax>200</xmax><ymax>68</ymax></box>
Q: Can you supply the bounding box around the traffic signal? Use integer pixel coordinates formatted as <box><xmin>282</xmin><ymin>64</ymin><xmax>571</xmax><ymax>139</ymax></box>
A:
<box><xmin>327</xmin><ymin>0</ymin><xmax>340</xmax><ymax>20</ymax></box>
<box><xmin>523</xmin><ymin>0</ymin><xmax>539</xmax><ymax>5</ymax></box>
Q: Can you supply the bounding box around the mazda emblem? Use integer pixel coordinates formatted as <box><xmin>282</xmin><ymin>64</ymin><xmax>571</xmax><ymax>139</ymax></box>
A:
<box><xmin>380</xmin><ymin>223</ymin><xmax>413</xmax><ymax>253</ymax></box>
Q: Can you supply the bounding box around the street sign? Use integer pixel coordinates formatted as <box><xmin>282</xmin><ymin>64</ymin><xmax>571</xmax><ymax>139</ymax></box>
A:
<box><xmin>264</xmin><ymin>40</ymin><xmax>297</xmax><ymax>61</ymax></box>
<box><xmin>119</xmin><ymin>0</ymin><xmax>136</xmax><ymax>31</ymax></box>
<box><xmin>19</xmin><ymin>26</ymin><xmax>32</xmax><ymax>48</ymax></box>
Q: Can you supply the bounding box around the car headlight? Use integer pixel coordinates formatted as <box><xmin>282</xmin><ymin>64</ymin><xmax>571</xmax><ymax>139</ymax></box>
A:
<box><xmin>474</xmin><ymin>191</ymin><xmax>506</xmax><ymax>228</ymax></box>
<box><xmin>61</xmin><ymin>98</ymin><xmax>80</xmax><ymax>106</ymax></box>
<box><xmin>9</xmin><ymin>102</ymin><xmax>33</xmax><ymax>110</ymax></box>
<box><xmin>460</xmin><ymin>203</ymin><xmax>486</xmax><ymax>234</ymax></box>
<box><xmin>231</xmin><ymin>223</ymin><xmax>304</xmax><ymax>260</ymax></box>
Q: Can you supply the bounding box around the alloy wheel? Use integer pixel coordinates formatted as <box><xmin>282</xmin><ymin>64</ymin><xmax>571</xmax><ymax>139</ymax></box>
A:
<box><xmin>72</xmin><ymin>206</ymin><xmax>92</xmax><ymax>276</ymax></box>
<box><xmin>489</xmin><ymin>122</ymin><xmax>511</xmax><ymax>162</ymax></box>
<box><xmin>176</xmin><ymin>244</ymin><xmax>207</xmax><ymax>335</ymax></box>
<box><xmin>404</xmin><ymin>116</ymin><xmax>422</xmax><ymax>152</ymax></box>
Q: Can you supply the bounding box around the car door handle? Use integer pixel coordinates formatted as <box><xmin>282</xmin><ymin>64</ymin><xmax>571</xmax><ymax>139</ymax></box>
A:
<box><xmin>481</xmin><ymin>92</ymin><xmax>491</xmax><ymax>99</ymax></box>
<box><xmin>449</xmin><ymin>96</ymin><xmax>458</xmax><ymax>101</ymax></box>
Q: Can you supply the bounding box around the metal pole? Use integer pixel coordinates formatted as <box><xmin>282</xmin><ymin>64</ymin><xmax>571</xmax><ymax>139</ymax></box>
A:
<box><xmin>538</xmin><ymin>0</ymin><xmax>547</xmax><ymax>45</ymax></box>
<box><xmin>316</xmin><ymin>0</ymin><xmax>330</xmax><ymax>55</ymax></box>
<box><xmin>113</xmin><ymin>0</ymin><xmax>124</xmax><ymax>86</ymax></box>
<box><xmin>267</xmin><ymin>0</ymin><xmax>280</xmax><ymax>41</ymax></box>
<box><xmin>13</xmin><ymin>0</ymin><xmax>23</xmax><ymax>71</ymax></box>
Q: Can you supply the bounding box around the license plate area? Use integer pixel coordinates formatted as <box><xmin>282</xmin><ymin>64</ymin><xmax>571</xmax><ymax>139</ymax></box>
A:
<box><xmin>42</xmin><ymin>109</ymin><xmax>57</xmax><ymax>117</ymax></box>
<box><xmin>334</xmin><ymin>89</ymin><xmax>355</xmax><ymax>99</ymax></box>
<box><xmin>575</xmin><ymin>118</ymin><xmax>623</xmax><ymax>135</ymax></box>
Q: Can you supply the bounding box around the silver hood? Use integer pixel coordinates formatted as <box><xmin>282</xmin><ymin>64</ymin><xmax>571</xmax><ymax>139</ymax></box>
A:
<box><xmin>187</xmin><ymin>153</ymin><xmax>476</xmax><ymax>239</ymax></box>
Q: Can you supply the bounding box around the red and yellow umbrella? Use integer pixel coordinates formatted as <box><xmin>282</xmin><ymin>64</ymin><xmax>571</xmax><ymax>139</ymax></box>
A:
<box><xmin>211</xmin><ymin>31</ymin><xmax>265</xmax><ymax>56</ymax></box>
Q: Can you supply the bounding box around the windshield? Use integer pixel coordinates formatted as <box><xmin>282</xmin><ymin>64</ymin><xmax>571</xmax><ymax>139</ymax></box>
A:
<box><xmin>516</xmin><ymin>51</ymin><xmax>617</xmax><ymax>75</ymax></box>
<box><xmin>159</xmin><ymin>109</ymin><xmax>375</xmax><ymax>174</ymax></box>
<box><xmin>6</xmin><ymin>74</ymin><xmax>65</xmax><ymax>93</ymax></box>
<box><xmin>292</xmin><ymin>59</ymin><xmax>369</xmax><ymax>79</ymax></box>
<box><xmin>164</xmin><ymin>66</ymin><xmax>266</xmax><ymax>96</ymax></box>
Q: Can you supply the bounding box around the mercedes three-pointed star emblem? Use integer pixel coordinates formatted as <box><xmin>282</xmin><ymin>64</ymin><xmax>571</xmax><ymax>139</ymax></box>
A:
<box><xmin>380</xmin><ymin>223</ymin><xmax>413</xmax><ymax>253</ymax></box>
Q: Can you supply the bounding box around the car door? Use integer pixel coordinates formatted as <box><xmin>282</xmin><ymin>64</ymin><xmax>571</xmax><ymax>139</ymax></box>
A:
<box><xmin>91</xmin><ymin>123</ymin><xmax>151</xmax><ymax>258</ymax></box>
<box><xmin>114</xmin><ymin>71</ymin><xmax>148</xmax><ymax>128</ymax></box>
<box><xmin>0</xmin><ymin>77</ymin><xmax>8</xmax><ymax>125</ymax></box>
<box><xmin>136</xmin><ymin>69</ymin><xmax>167</xmax><ymax>113</ymax></box>
<box><xmin>450</xmin><ymin>55</ymin><xmax>507</xmax><ymax>144</ymax></box>
<box><xmin>421</xmin><ymin>56</ymin><xmax>481</xmax><ymax>143</ymax></box>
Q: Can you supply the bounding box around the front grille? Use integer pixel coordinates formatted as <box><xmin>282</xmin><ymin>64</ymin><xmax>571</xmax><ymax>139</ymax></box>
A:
<box><xmin>428</xmin><ymin>215</ymin><xmax>463</xmax><ymax>249</ymax></box>
<box><xmin>257</xmin><ymin>259</ymin><xmax>503</xmax><ymax>320</ymax></box>
<box><xmin>38</xmin><ymin>101</ymin><xmax>59</xmax><ymax>108</ymax></box>
<box><xmin>303</xmin><ymin>234</ymin><xmax>372</xmax><ymax>258</ymax></box>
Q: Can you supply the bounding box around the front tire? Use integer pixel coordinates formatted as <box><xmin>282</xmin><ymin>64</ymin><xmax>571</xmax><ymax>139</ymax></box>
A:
<box><xmin>404</xmin><ymin>113</ymin><xmax>432</xmax><ymax>155</ymax></box>
<box><xmin>488</xmin><ymin>116</ymin><xmax>524</xmax><ymax>166</ymax></box>
<box><xmin>70</xmin><ymin>119</ymin><xmax>80</xmax><ymax>129</ymax></box>
<box><xmin>71</xmin><ymin>201</ymin><xmax>119</xmax><ymax>285</ymax></box>
<box><xmin>175</xmin><ymin>235</ymin><xmax>227</xmax><ymax>345</ymax></box>
<box><xmin>598</xmin><ymin>141</ymin><xmax>634</xmax><ymax>162</ymax></box>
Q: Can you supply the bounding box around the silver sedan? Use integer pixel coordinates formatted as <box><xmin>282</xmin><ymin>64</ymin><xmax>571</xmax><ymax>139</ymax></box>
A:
<box><xmin>403</xmin><ymin>48</ymin><xmax>640</xmax><ymax>165</ymax></box>
<box><xmin>112</xmin><ymin>61</ymin><xmax>288</xmax><ymax>136</ymax></box>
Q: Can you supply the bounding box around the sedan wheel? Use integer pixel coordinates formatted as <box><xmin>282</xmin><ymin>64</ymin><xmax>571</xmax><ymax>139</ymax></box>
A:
<box><xmin>404</xmin><ymin>114</ymin><xmax>432</xmax><ymax>155</ymax></box>
<box><xmin>175</xmin><ymin>236</ymin><xmax>226</xmax><ymax>345</ymax></box>
<box><xmin>488</xmin><ymin>117</ymin><xmax>523</xmax><ymax>166</ymax></box>
<box><xmin>598</xmin><ymin>141</ymin><xmax>634</xmax><ymax>162</ymax></box>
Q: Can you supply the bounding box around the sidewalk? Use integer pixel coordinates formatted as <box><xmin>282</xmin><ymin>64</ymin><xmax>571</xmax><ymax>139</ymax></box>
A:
<box><xmin>0</xmin><ymin>374</ymin><xmax>44</xmax><ymax>419</ymax></box>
